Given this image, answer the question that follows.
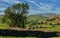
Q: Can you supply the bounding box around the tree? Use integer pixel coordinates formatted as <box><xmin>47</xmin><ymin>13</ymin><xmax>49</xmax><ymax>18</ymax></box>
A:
<box><xmin>1</xmin><ymin>17</ymin><xmax>6</xmax><ymax>23</ymax></box>
<box><xmin>4</xmin><ymin>3</ymin><xmax>29</xmax><ymax>28</ymax></box>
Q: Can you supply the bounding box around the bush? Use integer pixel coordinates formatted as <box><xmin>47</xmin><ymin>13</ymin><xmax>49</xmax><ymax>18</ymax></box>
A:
<box><xmin>1</xmin><ymin>18</ymin><xmax>6</xmax><ymax>23</ymax></box>
<box><xmin>56</xmin><ymin>23</ymin><xmax>60</xmax><ymax>25</ymax></box>
<box><xmin>49</xmin><ymin>23</ymin><xmax>52</xmax><ymax>25</ymax></box>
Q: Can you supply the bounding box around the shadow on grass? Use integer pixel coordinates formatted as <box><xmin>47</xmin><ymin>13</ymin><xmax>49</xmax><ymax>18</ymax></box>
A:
<box><xmin>0</xmin><ymin>29</ymin><xmax>60</xmax><ymax>38</ymax></box>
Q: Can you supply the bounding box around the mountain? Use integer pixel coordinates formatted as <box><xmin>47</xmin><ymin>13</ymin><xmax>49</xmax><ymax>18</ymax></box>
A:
<box><xmin>28</xmin><ymin>13</ymin><xmax>57</xmax><ymax>18</ymax></box>
<box><xmin>43</xmin><ymin>13</ymin><xmax>57</xmax><ymax>15</ymax></box>
<box><xmin>42</xmin><ymin>13</ymin><xmax>57</xmax><ymax>17</ymax></box>
<box><xmin>41</xmin><ymin>13</ymin><xmax>57</xmax><ymax>17</ymax></box>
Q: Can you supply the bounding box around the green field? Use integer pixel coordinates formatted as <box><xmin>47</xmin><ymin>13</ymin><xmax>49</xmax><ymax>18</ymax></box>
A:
<box><xmin>0</xmin><ymin>36</ymin><xmax>37</xmax><ymax>38</ymax></box>
<box><xmin>0</xmin><ymin>23</ymin><xmax>9</xmax><ymax>29</ymax></box>
<box><xmin>0</xmin><ymin>16</ymin><xmax>60</xmax><ymax>32</ymax></box>
<box><xmin>50</xmin><ymin>37</ymin><xmax>60</xmax><ymax>38</ymax></box>
<box><xmin>28</xmin><ymin>15</ymin><xmax>47</xmax><ymax>21</ymax></box>
<box><xmin>0</xmin><ymin>15</ymin><xmax>60</xmax><ymax>38</ymax></box>
<box><xmin>0</xmin><ymin>23</ymin><xmax>60</xmax><ymax>32</ymax></box>
<box><xmin>0</xmin><ymin>36</ymin><xmax>60</xmax><ymax>38</ymax></box>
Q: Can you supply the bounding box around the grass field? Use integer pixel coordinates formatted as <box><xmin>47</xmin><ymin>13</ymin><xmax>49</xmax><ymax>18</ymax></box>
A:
<box><xmin>0</xmin><ymin>22</ymin><xmax>59</xmax><ymax>31</ymax></box>
<box><xmin>50</xmin><ymin>37</ymin><xmax>60</xmax><ymax>38</ymax></box>
<box><xmin>0</xmin><ymin>23</ymin><xmax>60</xmax><ymax>32</ymax></box>
<box><xmin>0</xmin><ymin>15</ymin><xmax>60</xmax><ymax>38</ymax></box>
<box><xmin>38</xmin><ymin>25</ymin><xmax>60</xmax><ymax>32</ymax></box>
<box><xmin>0</xmin><ymin>23</ymin><xmax>9</xmax><ymax>29</ymax></box>
<box><xmin>0</xmin><ymin>36</ymin><xmax>37</xmax><ymax>38</ymax></box>
<box><xmin>0</xmin><ymin>36</ymin><xmax>60</xmax><ymax>38</ymax></box>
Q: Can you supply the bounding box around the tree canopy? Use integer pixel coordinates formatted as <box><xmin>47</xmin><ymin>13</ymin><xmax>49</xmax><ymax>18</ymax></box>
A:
<box><xmin>4</xmin><ymin>3</ymin><xmax>29</xmax><ymax>28</ymax></box>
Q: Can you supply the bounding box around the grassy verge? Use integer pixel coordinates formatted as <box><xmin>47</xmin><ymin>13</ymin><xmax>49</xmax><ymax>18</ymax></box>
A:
<box><xmin>0</xmin><ymin>23</ymin><xmax>60</xmax><ymax>32</ymax></box>
<box><xmin>50</xmin><ymin>37</ymin><xmax>60</xmax><ymax>38</ymax></box>
<box><xmin>41</xmin><ymin>25</ymin><xmax>60</xmax><ymax>32</ymax></box>
<box><xmin>0</xmin><ymin>36</ymin><xmax>37</xmax><ymax>38</ymax></box>
<box><xmin>0</xmin><ymin>23</ymin><xmax>9</xmax><ymax>29</ymax></box>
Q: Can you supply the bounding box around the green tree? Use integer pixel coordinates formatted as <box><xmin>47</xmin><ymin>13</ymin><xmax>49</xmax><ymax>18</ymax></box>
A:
<box><xmin>4</xmin><ymin>3</ymin><xmax>29</xmax><ymax>28</ymax></box>
<box><xmin>1</xmin><ymin>17</ymin><xmax>6</xmax><ymax>23</ymax></box>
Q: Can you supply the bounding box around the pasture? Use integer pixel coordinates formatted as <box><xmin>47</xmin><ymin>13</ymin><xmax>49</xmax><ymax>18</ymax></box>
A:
<box><xmin>0</xmin><ymin>15</ymin><xmax>60</xmax><ymax>38</ymax></box>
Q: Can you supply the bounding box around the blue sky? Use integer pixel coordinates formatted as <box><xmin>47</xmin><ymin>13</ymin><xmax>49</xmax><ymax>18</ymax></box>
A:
<box><xmin>0</xmin><ymin>0</ymin><xmax>60</xmax><ymax>15</ymax></box>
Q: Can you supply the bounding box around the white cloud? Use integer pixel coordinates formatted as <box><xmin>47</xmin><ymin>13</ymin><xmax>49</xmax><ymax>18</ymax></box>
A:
<box><xmin>0</xmin><ymin>3</ymin><xmax>9</xmax><ymax>7</ymax></box>
<box><xmin>53</xmin><ymin>8</ymin><xmax>60</xmax><ymax>13</ymax></box>
<box><xmin>39</xmin><ymin>3</ymin><xmax>54</xmax><ymax>13</ymax></box>
<box><xmin>50</xmin><ymin>0</ymin><xmax>57</xmax><ymax>2</ymax></box>
<box><xmin>29</xmin><ymin>9</ymin><xmax>41</xmax><ymax>15</ymax></box>
<box><xmin>0</xmin><ymin>12</ymin><xmax>4</xmax><ymax>15</ymax></box>
<box><xmin>27</xmin><ymin>0</ymin><xmax>41</xmax><ymax>8</ymax></box>
<box><xmin>0</xmin><ymin>0</ymin><xmax>21</xmax><ymax>4</ymax></box>
<box><xmin>0</xmin><ymin>0</ymin><xmax>60</xmax><ymax>15</ymax></box>
<box><xmin>14</xmin><ymin>1</ymin><xmax>21</xmax><ymax>3</ymax></box>
<box><xmin>0</xmin><ymin>0</ymin><xmax>21</xmax><ymax>15</ymax></box>
<box><xmin>0</xmin><ymin>7</ymin><xmax>6</xmax><ymax>11</ymax></box>
<box><xmin>28</xmin><ymin>1</ymin><xmax>60</xmax><ymax>14</ymax></box>
<box><xmin>27</xmin><ymin>0</ymin><xmax>54</xmax><ymax>14</ymax></box>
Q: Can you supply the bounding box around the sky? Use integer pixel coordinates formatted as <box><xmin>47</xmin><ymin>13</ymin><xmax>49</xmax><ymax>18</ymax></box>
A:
<box><xmin>0</xmin><ymin>0</ymin><xmax>60</xmax><ymax>15</ymax></box>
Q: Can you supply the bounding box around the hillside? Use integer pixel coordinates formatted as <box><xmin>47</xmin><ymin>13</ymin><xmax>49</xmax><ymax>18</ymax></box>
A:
<box><xmin>37</xmin><ymin>14</ymin><xmax>60</xmax><ymax>25</ymax></box>
<box><xmin>27</xmin><ymin>13</ymin><xmax>57</xmax><ymax>22</ymax></box>
<box><xmin>41</xmin><ymin>13</ymin><xmax>57</xmax><ymax>17</ymax></box>
<box><xmin>28</xmin><ymin>15</ymin><xmax>48</xmax><ymax>21</ymax></box>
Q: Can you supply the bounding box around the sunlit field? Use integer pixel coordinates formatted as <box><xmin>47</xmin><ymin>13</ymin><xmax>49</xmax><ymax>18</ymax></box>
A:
<box><xmin>50</xmin><ymin>37</ymin><xmax>60</xmax><ymax>38</ymax></box>
<box><xmin>0</xmin><ymin>23</ymin><xmax>9</xmax><ymax>29</ymax></box>
<box><xmin>0</xmin><ymin>36</ymin><xmax>37</xmax><ymax>38</ymax></box>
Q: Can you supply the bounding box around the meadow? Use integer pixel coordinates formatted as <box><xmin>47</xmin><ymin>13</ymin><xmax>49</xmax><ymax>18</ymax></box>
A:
<box><xmin>0</xmin><ymin>15</ymin><xmax>60</xmax><ymax>38</ymax></box>
<box><xmin>0</xmin><ymin>36</ymin><xmax>60</xmax><ymax>38</ymax></box>
<box><xmin>0</xmin><ymin>36</ymin><xmax>37</xmax><ymax>38</ymax></box>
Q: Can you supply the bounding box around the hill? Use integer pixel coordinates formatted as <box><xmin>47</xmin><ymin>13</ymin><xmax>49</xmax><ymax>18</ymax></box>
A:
<box><xmin>37</xmin><ymin>14</ymin><xmax>60</xmax><ymax>25</ymax></box>
<box><xmin>28</xmin><ymin>14</ymin><xmax>48</xmax><ymax>21</ymax></box>
<box><xmin>41</xmin><ymin>13</ymin><xmax>57</xmax><ymax>17</ymax></box>
<box><xmin>28</xmin><ymin>13</ymin><xmax>57</xmax><ymax>21</ymax></box>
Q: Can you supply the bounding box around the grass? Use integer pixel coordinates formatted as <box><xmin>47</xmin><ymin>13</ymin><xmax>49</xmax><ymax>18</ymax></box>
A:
<box><xmin>50</xmin><ymin>37</ymin><xmax>60</xmax><ymax>38</ymax></box>
<box><xmin>28</xmin><ymin>16</ymin><xmax>47</xmax><ymax>21</ymax></box>
<box><xmin>43</xmin><ymin>27</ymin><xmax>60</xmax><ymax>32</ymax></box>
<box><xmin>0</xmin><ymin>23</ymin><xmax>60</xmax><ymax>32</ymax></box>
<box><xmin>43</xmin><ymin>25</ymin><xmax>60</xmax><ymax>32</ymax></box>
<box><xmin>0</xmin><ymin>36</ymin><xmax>60</xmax><ymax>38</ymax></box>
<box><xmin>0</xmin><ymin>23</ymin><xmax>9</xmax><ymax>29</ymax></box>
<box><xmin>0</xmin><ymin>36</ymin><xmax>37</xmax><ymax>38</ymax></box>
<box><xmin>36</xmin><ymin>25</ymin><xmax>60</xmax><ymax>32</ymax></box>
<box><xmin>25</xmin><ymin>24</ymin><xmax>60</xmax><ymax>32</ymax></box>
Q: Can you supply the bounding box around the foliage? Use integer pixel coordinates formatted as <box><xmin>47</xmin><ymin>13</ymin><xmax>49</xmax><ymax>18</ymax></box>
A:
<box><xmin>0</xmin><ymin>17</ymin><xmax>6</xmax><ymax>23</ymax></box>
<box><xmin>4</xmin><ymin>3</ymin><xmax>29</xmax><ymax>28</ymax></box>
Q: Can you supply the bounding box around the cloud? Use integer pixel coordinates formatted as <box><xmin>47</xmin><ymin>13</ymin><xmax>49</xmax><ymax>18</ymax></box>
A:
<box><xmin>29</xmin><ymin>9</ymin><xmax>41</xmax><ymax>15</ymax></box>
<box><xmin>0</xmin><ymin>7</ymin><xmax>6</xmax><ymax>15</ymax></box>
<box><xmin>14</xmin><ymin>1</ymin><xmax>21</xmax><ymax>3</ymax></box>
<box><xmin>26</xmin><ymin>0</ymin><xmax>54</xmax><ymax>14</ymax></box>
<box><xmin>53</xmin><ymin>8</ymin><xmax>60</xmax><ymax>13</ymax></box>
<box><xmin>26</xmin><ymin>0</ymin><xmax>41</xmax><ymax>8</ymax></box>
<box><xmin>0</xmin><ymin>0</ymin><xmax>21</xmax><ymax>4</ymax></box>
<box><xmin>0</xmin><ymin>0</ymin><xmax>60</xmax><ymax>15</ymax></box>
<box><xmin>50</xmin><ymin>0</ymin><xmax>57</xmax><ymax>2</ymax></box>
<box><xmin>0</xmin><ymin>0</ymin><xmax>21</xmax><ymax>15</ymax></box>
<box><xmin>39</xmin><ymin>3</ymin><xmax>53</xmax><ymax>13</ymax></box>
<box><xmin>0</xmin><ymin>7</ymin><xmax>6</xmax><ymax>11</ymax></box>
<box><xmin>28</xmin><ymin>2</ymin><xmax>60</xmax><ymax>14</ymax></box>
<box><xmin>0</xmin><ymin>12</ymin><xmax>4</xmax><ymax>15</ymax></box>
<box><xmin>0</xmin><ymin>3</ymin><xmax>9</xmax><ymax>7</ymax></box>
